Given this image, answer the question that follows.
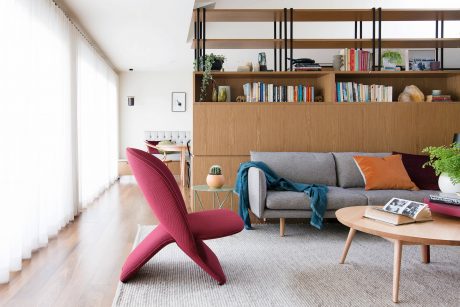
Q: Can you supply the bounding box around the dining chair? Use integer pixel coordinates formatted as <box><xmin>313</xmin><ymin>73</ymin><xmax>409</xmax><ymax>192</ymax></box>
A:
<box><xmin>121</xmin><ymin>148</ymin><xmax>244</xmax><ymax>284</ymax></box>
<box><xmin>186</xmin><ymin>140</ymin><xmax>192</xmax><ymax>187</ymax></box>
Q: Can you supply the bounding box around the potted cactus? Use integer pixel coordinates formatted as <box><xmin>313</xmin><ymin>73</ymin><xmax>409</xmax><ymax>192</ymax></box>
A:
<box><xmin>206</xmin><ymin>165</ymin><xmax>225</xmax><ymax>189</ymax></box>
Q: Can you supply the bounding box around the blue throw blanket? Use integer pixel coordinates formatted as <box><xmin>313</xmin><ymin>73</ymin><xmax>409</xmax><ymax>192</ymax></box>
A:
<box><xmin>234</xmin><ymin>161</ymin><xmax>328</xmax><ymax>230</ymax></box>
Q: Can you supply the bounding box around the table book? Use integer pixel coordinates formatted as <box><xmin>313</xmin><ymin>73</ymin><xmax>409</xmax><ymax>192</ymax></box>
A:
<box><xmin>364</xmin><ymin>198</ymin><xmax>432</xmax><ymax>225</ymax></box>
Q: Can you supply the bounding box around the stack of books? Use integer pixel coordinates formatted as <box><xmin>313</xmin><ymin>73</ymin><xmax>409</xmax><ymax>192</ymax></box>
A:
<box><xmin>294</xmin><ymin>63</ymin><xmax>322</xmax><ymax>71</ymax></box>
<box><xmin>339</xmin><ymin>49</ymin><xmax>372</xmax><ymax>71</ymax></box>
<box><xmin>424</xmin><ymin>193</ymin><xmax>460</xmax><ymax>217</ymax></box>
<box><xmin>432</xmin><ymin>95</ymin><xmax>452</xmax><ymax>102</ymax></box>
<box><xmin>243</xmin><ymin>82</ymin><xmax>316</xmax><ymax>103</ymax></box>
<box><xmin>336</xmin><ymin>82</ymin><xmax>393</xmax><ymax>102</ymax></box>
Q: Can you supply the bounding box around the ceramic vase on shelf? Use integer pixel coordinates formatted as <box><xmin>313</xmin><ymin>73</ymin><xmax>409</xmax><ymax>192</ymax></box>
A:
<box><xmin>206</xmin><ymin>165</ymin><xmax>225</xmax><ymax>189</ymax></box>
<box><xmin>438</xmin><ymin>172</ymin><xmax>460</xmax><ymax>193</ymax></box>
<box><xmin>218</xmin><ymin>86</ymin><xmax>231</xmax><ymax>102</ymax></box>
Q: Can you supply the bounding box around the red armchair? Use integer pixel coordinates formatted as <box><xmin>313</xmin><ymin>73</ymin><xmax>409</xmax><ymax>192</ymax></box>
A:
<box><xmin>120</xmin><ymin>148</ymin><xmax>243</xmax><ymax>284</ymax></box>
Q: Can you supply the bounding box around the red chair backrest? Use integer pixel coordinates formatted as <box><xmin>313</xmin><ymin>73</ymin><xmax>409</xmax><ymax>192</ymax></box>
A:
<box><xmin>126</xmin><ymin>148</ymin><xmax>196</xmax><ymax>253</ymax></box>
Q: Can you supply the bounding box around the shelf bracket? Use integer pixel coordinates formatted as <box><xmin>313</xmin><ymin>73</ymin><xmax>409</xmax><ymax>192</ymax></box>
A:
<box><xmin>372</xmin><ymin>7</ymin><xmax>376</xmax><ymax>71</ymax></box>
<box><xmin>284</xmin><ymin>8</ymin><xmax>288</xmax><ymax>71</ymax></box>
<box><xmin>203</xmin><ymin>8</ymin><xmax>206</xmax><ymax>62</ymax></box>
<box><xmin>441</xmin><ymin>19</ymin><xmax>444</xmax><ymax>70</ymax></box>
<box><xmin>196</xmin><ymin>8</ymin><xmax>201</xmax><ymax>71</ymax></box>
<box><xmin>274</xmin><ymin>21</ymin><xmax>277</xmax><ymax>71</ymax></box>
<box><xmin>378</xmin><ymin>7</ymin><xmax>382</xmax><ymax>71</ymax></box>
<box><xmin>290</xmin><ymin>8</ymin><xmax>293</xmax><ymax>71</ymax></box>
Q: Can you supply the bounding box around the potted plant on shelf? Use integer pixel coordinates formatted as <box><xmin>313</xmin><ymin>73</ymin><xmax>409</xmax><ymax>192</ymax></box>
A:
<box><xmin>206</xmin><ymin>165</ymin><xmax>225</xmax><ymax>189</ymax></box>
<box><xmin>423</xmin><ymin>144</ymin><xmax>460</xmax><ymax>193</ymax></box>
<box><xmin>194</xmin><ymin>53</ymin><xmax>225</xmax><ymax>102</ymax></box>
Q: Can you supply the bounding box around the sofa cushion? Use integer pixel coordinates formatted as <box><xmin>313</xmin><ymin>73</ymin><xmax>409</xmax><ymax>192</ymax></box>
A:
<box><xmin>353</xmin><ymin>155</ymin><xmax>419</xmax><ymax>191</ymax></box>
<box><xmin>250</xmin><ymin>152</ymin><xmax>336</xmax><ymax>186</ymax></box>
<box><xmin>350</xmin><ymin>188</ymin><xmax>438</xmax><ymax>206</ymax></box>
<box><xmin>266</xmin><ymin>187</ymin><xmax>368</xmax><ymax>210</ymax></box>
<box><xmin>333</xmin><ymin>152</ymin><xmax>390</xmax><ymax>188</ymax></box>
<box><xmin>393</xmin><ymin>151</ymin><xmax>439</xmax><ymax>191</ymax></box>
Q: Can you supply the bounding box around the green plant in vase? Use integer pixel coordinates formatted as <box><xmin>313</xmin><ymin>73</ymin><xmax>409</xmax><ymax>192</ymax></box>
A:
<box><xmin>423</xmin><ymin>143</ymin><xmax>460</xmax><ymax>193</ymax></box>
<box><xmin>194</xmin><ymin>54</ymin><xmax>225</xmax><ymax>102</ymax></box>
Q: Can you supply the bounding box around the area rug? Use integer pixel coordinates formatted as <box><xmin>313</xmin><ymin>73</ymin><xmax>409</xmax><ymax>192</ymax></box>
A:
<box><xmin>113</xmin><ymin>223</ymin><xmax>460</xmax><ymax>307</ymax></box>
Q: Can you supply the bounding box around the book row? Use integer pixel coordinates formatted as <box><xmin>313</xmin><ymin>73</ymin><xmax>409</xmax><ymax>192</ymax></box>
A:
<box><xmin>339</xmin><ymin>49</ymin><xmax>373</xmax><ymax>71</ymax></box>
<box><xmin>243</xmin><ymin>82</ymin><xmax>316</xmax><ymax>103</ymax></box>
<box><xmin>336</xmin><ymin>82</ymin><xmax>393</xmax><ymax>102</ymax></box>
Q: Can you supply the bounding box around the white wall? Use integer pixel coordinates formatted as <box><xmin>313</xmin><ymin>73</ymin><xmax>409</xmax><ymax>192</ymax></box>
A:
<box><xmin>119</xmin><ymin>70</ymin><xmax>193</xmax><ymax>158</ymax></box>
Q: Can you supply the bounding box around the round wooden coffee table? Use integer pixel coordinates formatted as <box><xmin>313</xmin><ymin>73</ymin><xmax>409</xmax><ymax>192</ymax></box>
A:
<box><xmin>336</xmin><ymin>206</ymin><xmax>460</xmax><ymax>303</ymax></box>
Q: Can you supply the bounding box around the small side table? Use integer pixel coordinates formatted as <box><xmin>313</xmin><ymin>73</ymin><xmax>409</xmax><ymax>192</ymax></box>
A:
<box><xmin>192</xmin><ymin>185</ymin><xmax>234</xmax><ymax>212</ymax></box>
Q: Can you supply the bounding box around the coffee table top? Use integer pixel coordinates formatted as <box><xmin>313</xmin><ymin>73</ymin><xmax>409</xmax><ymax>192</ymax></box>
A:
<box><xmin>336</xmin><ymin>206</ymin><xmax>460</xmax><ymax>246</ymax></box>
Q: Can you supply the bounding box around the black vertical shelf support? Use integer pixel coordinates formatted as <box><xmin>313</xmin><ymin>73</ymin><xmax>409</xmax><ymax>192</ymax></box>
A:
<box><xmin>441</xmin><ymin>19</ymin><xmax>444</xmax><ymax>70</ymax></box>
<box><xmin>372</xmin><ymin>8</ymin><xmax>376</xmax><ymax>71</ymax></box>
<box><xmin>274</xmin><ymin>21</ymin><xmax>277</xmax><ymax>71</ymax></box>
<box><xmin>290</xmin><ymin>8</ymin><xmax>293</xmax><ymax>71</ymax></box>
<box><xmin>435</xmin><ymin>20</ymin><xmax>439</xmax><ymax>61</ymax></box>
<box><xmin>279</xmin><ymin>16</ymin><xmax>282</xmax><ymax>71</ymax></box>
<box><xmin>196</xmin><ymin>8</ymin><xmax>201</xmax><ymax>71</ymax></box>
<box><xmin>284</xmin><ymin>8</ymin><xmax>288</xmax><ymax>71</ymax></box>
<box><xmin>202</xmin><ymin>8</ymin><xmax>206</xmax><ymax>62</ymax></box>
<box><xmin>194</xmin><ymin>20</ymin><xmax>197</xmax><ymax>65</ymax></box>
<box><xmin>354</xmin><ymin>21</ymin><xmax>358</xmax><ymax>39</ymax></box>
<box><xmin>378</xmin><ymin>7</ymin><xmax>382</xmax><ymax>70</ymax></box>
<box><xmin>359</xmin><ymin>21</ymin><xmax>363</xmax><ymax>50</ymax></box>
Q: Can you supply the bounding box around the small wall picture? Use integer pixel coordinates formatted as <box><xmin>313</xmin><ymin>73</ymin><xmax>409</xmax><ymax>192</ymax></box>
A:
<box><xmin>172</xmin><ymin>92</ymin><xmax>186</xmax><ymax>112</ymax></box>
<box><xmin>406</xmin><ymin>49</ymin><xmax>435</xmax><ymax>71</ymax></box>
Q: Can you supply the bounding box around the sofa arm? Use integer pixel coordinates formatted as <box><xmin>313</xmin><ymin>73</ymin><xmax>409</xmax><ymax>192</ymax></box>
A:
<box><xmin>248</xmin><ymin>167</ymin><xmax>267</xmax><ymax>218</ymax></box>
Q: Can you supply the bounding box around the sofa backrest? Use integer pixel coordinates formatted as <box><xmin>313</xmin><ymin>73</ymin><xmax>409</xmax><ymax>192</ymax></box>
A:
<box><xmin>250</xmin><ymin>152</ymin><xmax>337</xmax><ymax>186</ymax></box>
<box><xmin>332</xmin><ymin>152</ymin><xmax>391</xmax><ymax>188</ymax></box>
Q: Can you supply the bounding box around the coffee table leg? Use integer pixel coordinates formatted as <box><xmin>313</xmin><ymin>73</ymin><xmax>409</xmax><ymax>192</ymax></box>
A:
<box><xmin>393</xmin><ymin>240</ymin><xmax>403</xmax><ymax>303</ymax></box>
<box><xmin>340</xmin><ymin>228</ymin><xmax>356</xmax><ymax>264</ymax></box>
<box><xmin>421</xmin><ymin>245</ymin><xmax>430</xmax><ymax>264</ymax></box>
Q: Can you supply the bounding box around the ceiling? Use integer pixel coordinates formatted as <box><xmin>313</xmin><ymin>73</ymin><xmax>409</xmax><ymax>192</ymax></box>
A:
<box><xmin>60</xmin><ymin>0</ymin><xmax>195</xmax><ymax>72</ymax></box>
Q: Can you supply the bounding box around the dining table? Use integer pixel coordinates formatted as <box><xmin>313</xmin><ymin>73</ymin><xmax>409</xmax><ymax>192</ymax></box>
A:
<box><xmin>154</xmin><ymin>143</ymin><xmax>188</xmax><ymax>187</ymax></box>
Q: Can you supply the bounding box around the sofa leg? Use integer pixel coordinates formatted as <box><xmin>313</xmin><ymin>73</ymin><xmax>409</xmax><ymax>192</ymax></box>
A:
<box><xmin>280</xmin><ymin>218</ymin><xmax>285</xmax><ymax>237</ymax></box>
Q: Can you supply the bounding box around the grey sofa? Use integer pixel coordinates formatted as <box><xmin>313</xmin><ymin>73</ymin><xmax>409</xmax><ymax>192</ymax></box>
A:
<box><xmin>248</xmin><ymin>152</ymin><xmax>438</xmax><ymax>236</ymax></box>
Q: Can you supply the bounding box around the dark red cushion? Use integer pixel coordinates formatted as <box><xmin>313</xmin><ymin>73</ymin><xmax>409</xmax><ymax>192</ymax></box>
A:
<box><xmin>393</xmin><ymin>151</ymin><xmax>439</xmax><ymax>190</ymax></box>
<box><xmin>145</xmin><ymin>140</ymin><xmax>160</xmax><ymax>154</ymax></box>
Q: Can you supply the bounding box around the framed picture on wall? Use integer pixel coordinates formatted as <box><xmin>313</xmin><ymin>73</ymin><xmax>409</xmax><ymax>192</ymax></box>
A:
<box><xmin>172</xmin><ymin>92</ymin><xmax>186</xmax><ymax>112</ymax></box>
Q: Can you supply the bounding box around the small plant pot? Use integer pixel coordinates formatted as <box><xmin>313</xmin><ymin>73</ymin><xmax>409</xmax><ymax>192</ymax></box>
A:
<box><xmin>211</xmin><ymin>60</ymin><xmax>223</xmax><ymax>71</ymax></box>
<box><xmin>438</xmin><ymin>172</ymin><xmax>460</xmax><ymax>193</ymax></box>
<box><xmin>206</xmin><ymin>174</ymin><xmax>225</xmax><ymax>189</ymax></box>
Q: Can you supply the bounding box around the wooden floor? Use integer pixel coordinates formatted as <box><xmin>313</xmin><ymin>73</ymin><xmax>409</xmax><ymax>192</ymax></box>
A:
<box><xmin>0</xmin><ymin>176</ymin><xmax>191</xmax><ymax>307</ymax></box>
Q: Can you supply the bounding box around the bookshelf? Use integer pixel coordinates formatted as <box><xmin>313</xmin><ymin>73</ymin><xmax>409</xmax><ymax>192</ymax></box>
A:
<box><xmin>194</xmin><ymin>71</ymin><xmax>460</xmax><ymax>103</ymax></box>
<box><xmin>192</xmin><ymin>8</ymin><xmax>460</xmax><ymax>71</ymax></box>
<box><xmin>190</xmin><ymin>8</ymin><xmax>460</xmax><ymax>212</ymax></box>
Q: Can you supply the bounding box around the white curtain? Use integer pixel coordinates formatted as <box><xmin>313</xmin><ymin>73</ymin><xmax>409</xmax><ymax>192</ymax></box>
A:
<box><xmin>77</xmin><ymin>39</ymin><xmax>119</xmax><ymax>208</ymax></box>
<box><xmin>0</xmin><ymin>0</ymin><xmax>118</xmax><ymax>284</ymax></box>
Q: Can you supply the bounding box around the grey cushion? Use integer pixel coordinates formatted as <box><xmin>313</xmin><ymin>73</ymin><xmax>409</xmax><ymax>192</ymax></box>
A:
<box><xmin>251</xmin><ymin>152</ymin><xmax>336</xmax><ymax>186</ymax></box>
<box><xmin>350</xmin><ymin>188</ymin><xmax>438</xmax><ymax>206</ymax></box>
<box><xmin>332</xmin><ymin>152</ymin><xmax>391</xmax><ymax>188</ymax></box>
<box><xmin>266</xmin><ymin>187</ymin><xmax>368</xmax><ymax>211</ymax></box>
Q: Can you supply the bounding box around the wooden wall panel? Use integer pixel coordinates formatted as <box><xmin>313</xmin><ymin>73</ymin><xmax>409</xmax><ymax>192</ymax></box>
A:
<box><xmin>192</xmin><ymin>71</ymin><xmax>460</xmax><ymax>210</ymax></box>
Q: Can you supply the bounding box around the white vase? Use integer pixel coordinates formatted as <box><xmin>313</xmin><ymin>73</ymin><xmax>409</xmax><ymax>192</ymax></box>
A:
<box><xmin>438</xmin><ymin>172</ymin><xmax>460</xmax><ymax>193</ymax></box>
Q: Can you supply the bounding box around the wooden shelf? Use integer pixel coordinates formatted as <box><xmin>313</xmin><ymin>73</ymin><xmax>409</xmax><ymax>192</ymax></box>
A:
<box><xmin>380</xmin><ymin>9</ymin><xmax>460</xmax><ymax>21</ymax></box>
<box><xmin>192</xmin><ymin>38</ymin><xmax>460</xmax><ymax>50</ymax></box>
<box><xmin>195</xmin><ymin>71</ymin><xmax>460</xmax><ymax>77</ymax></box>
<box><xmin>193</xmin><ymin>9</ymin><xmax>460</xmax><ymax>22</ymax></box>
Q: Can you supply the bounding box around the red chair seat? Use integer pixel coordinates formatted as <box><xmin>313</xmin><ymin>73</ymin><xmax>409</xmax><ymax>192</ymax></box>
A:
<box><xmin>188</xmin><ymin>209</ymin><xmax>244</xmax><ymax>240</ymax></box>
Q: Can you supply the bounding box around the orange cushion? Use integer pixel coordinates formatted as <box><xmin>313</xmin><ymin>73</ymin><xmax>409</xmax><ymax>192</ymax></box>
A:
<box><xmin>353</xmin><ymin>155</ymin><xmax>419</xmax><ymax>191</ymax></box>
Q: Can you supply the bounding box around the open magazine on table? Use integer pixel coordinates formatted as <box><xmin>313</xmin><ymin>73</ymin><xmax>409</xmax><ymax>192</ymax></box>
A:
<box><xmin>364</xmin><ymin>198</ymin><xmax>433</xmax><ymax>225</ymax></box>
